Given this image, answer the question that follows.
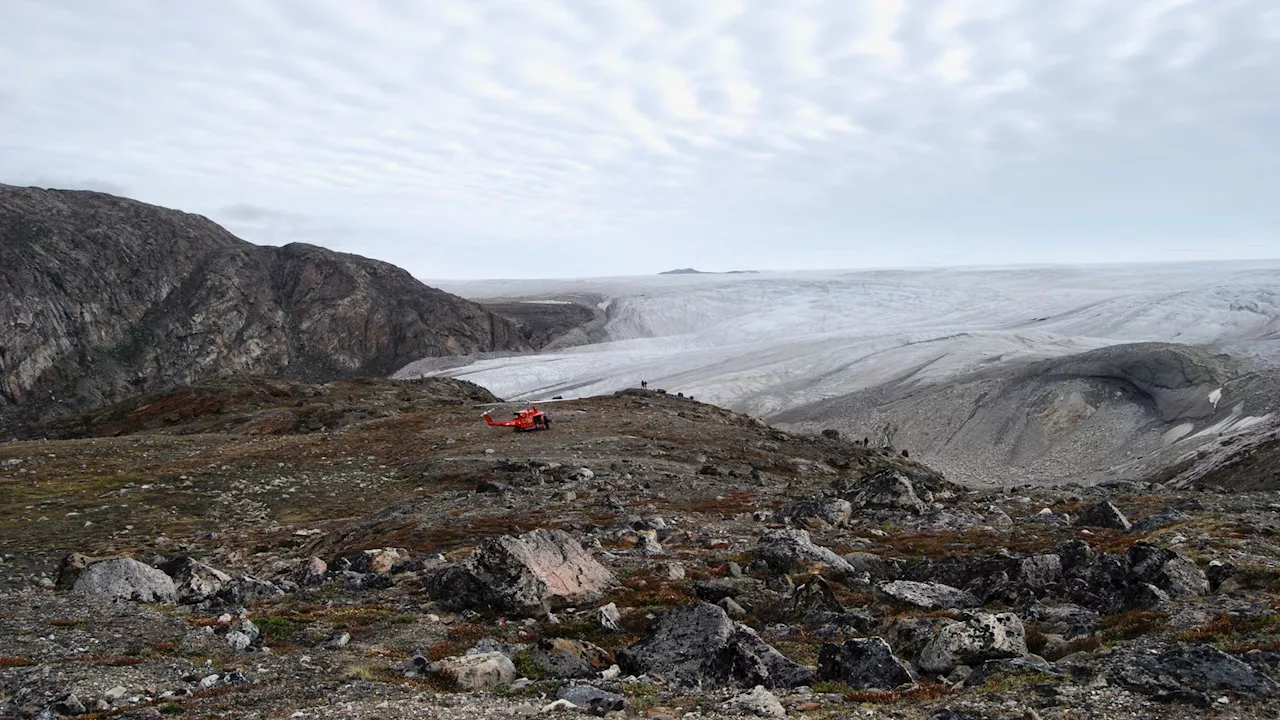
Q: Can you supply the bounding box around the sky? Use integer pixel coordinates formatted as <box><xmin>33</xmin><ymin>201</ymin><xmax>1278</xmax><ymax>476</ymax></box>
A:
<box><xmin>1</xmin><ymin>0</ymin><xmax>1277</xmax><ymax>279</ymax></box>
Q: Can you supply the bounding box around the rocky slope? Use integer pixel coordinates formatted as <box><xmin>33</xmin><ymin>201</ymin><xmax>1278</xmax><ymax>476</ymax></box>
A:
<box><xmin>774</xmin><ymin>343</ymin><xmax>1280</xmax><ymax>489</ymax></box>
<box><xmin>0</xmin><ymin>184</ymin><xmax>530</xmax><ymax>428</ymax></box>
<box><xmin>2</xmin><ymin>382</ymin><xmax>1279</xmax><ymax>718</ymax></box>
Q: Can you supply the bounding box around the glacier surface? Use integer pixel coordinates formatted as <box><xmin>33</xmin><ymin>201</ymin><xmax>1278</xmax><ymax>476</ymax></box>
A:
<box><xmin>405</xmin><ymin>261</ymin><xmax>1280</xmax><ymax>419</ymax></box>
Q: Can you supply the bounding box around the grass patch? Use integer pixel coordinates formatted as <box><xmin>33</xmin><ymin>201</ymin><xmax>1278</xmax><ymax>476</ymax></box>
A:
<box><xmin>344</xmin><ymin>663</ymin><xmax>379</xmax><ymax>681</ymax></box>
<box><xmin>1097</xmin><ymin>609</ymin><xmax>1168</xmax><ymax>643</ymax></box>
<box><xmin>1177</xmin><ymin>612</ymin><xmax>1280</xmax><ymax>653</ymax></box>
<box><xmin>813</xmin><ymin>680</ymin><xmax>952</xmax><ymax>704</ymax></box>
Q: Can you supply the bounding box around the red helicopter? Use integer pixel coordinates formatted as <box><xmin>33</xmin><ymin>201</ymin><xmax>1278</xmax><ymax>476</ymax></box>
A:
<box><xmin>483</xmin><ymin>405</ymin><xmax>551</xmax><ymax>432</ymax></box>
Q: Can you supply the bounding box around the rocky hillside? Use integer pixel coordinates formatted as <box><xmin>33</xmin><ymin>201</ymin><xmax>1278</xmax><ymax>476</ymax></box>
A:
<box><xmin>0</xmin><ymin>184</ymin><xmax>530</xmax><ymax>427</ymax></box>
<box><xmin>2</xmin><ymin>384</ymin><xmax>1279</xmax><ymax>718</ymax></box>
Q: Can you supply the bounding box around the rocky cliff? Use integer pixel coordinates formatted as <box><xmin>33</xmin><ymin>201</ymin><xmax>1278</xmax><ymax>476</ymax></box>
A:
<box><xmin>0</xmin><ymin>184</ymin><xmax>529</xmax><ymax>426</ymax></box>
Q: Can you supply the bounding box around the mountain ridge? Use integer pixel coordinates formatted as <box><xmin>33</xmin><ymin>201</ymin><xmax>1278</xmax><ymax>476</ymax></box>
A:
<box><xmin>0</xmin><ymin>184</ymin><xmax>530</xmax><ymax>427</ymax></box>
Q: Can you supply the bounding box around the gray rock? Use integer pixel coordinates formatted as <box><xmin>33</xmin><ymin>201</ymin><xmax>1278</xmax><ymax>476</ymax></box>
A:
<box><xmin>55</xmin><ymin>552</ymin><xmax>89</xmax><ymax>590</ymax></box>
<box><xmin>1025</xmin><ymin>603</ymin><xmax>1098</xmax><ymax>638</ymax></box>
<box><xmin>347</xmin><ymin>547</ymin><xmax>408</xmax><ymax>574</ymax></box>
<box><xmin>159</xmin><ymin>557</ymin><xmax>232</xmax><ymax>604</ymax></box>
<box><xmin>1127</xmin><ymin>542</ymin><xmax>1208</xmax><ymax>598</ymax></box>
<box><xmin>724</xmin><ymin>685</ymin><xmax>786</xmax><ymax>718</ymax></box>
<box><xmin>775</xmin><ymin>497</ymin><xmax>853</xmax><ymax>528</ymax></box>
<box><xmin>964</xmin><ymin>658</ymin><xmax>1063</xmax><ymax>688</ymax></box>
<box><xmin>1113</xmin><ymin>644</ymin><xmax>1279</xmax><ymax>704</ymax></box>
<box><xmin>816</xmin><ymin>637</ymin><xmax>915</xmax><ymax>690</ymax></box>
<box><xmin>841</xmin><ymin>470</ymin><xmax>927</xmax><ymax>514</ymax></box>
<box><xmin>219</xmin><ymin>575</ymin><xmax>285</xmax><ymax>606</ymax></box>
<box><xmin>52</xmin><ymin>693</ymin><xmax>86</xmax><ymax>716</ymax></box>
<box><xmin>877</xmin><ymin>580</ymin><xmax>979</xmax><ymax>610</ymax></box>
<box><xmin>791</xmin><ymin>575</ymin><xmax>844</xmax><ymax>619</ymax></box>
<box><xmin>72</xmin><ymin>558</ymin><xmax>177</xmax><ymax>604</ymax></box>
<box><xmin>427</xmin><ymin>529</ymin><xmax>617</xmax><ymax>616</ymax></box>
<box><xmin>291</xmin><ymin>557</ymin><xmax>328</xmax><ymax>586</ymax></box>
<box><xmin>1076</xmin><ymin>501</ymin><xmax>1132</xmax><ymax>531</ymax></box>
<box><xmin>528</xmin><ymin>637</ymin><xmax>613</xmax><ymax>679</ymax></box>
<box><xmin>596</xmin><ymin>602</ymin><xmax>622</xmax><ymax>633</ymax></box>
<box><xmin>556</xmin><ymin>685</ymin><xmax>626</xmax><ymax>715</ymax></box>
<box><xmin>754</xmin><ymin>529</ymin><xmax>856</xmax><ymax>578</ymax></box>
<box><xmin>918</xmin><ymin>612</ymin><xmax>1028</xmax><ymax>674</ymax></box>
<box><xmin>719</xmin><ymin>597</ymin><xmax>748</xmax><ymax>619</ymax></box>
<box><xmin>226</xmin><ymin>630</ymin><xmax>252</xmax><ymax>652</ymax></box>
<box><xmin>842</xmin><ymin>552</ymin><xmax>901</xmax><ymax>581</ymax></box>
<box><xmin>1017</xmin><ymin>554</ymin><xmax>1062</xmax><ymax>592</ymax></box>
<box><xmin>429</xmin><ymin>651</ymin><xmax>517</xmax><ymax>691</ymax></box>
<box><xmin>617</xmin><ymin>602</ymin><xmax>813</xmax><ymax>689</ymax></box>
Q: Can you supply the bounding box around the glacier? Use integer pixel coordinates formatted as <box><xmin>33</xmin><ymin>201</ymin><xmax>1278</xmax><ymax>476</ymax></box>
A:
<box><xmin>403</xmin><ymin>261</ymin><xmax>1280</xmax><ymax>420</ymax></box>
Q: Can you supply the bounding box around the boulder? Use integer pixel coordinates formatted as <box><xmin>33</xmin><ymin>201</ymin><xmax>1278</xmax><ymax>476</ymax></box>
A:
<box><xmin>219</xmin><ymin>575</ymin><xmax>285</xmax><ymax>606</ymax></box>
<box><xmin>840</xmin><ymin>470</ymin><xmax>927</xmax><ymax>514</ymax></box>
<box><xmin>346</xmin><ymin>547</ymin><xmax>409</xmax><ymax>574</ymax></box>
<box><xmin>1016</xmin><ymin>554</ymin><xmax>1062</xmax><ymax>593</ymax></box>
<box><xmin>427</xmin><ymin>529</ymin><xmax>617</xmax><ymax>615</ymax></box>
<box><xmin>918</xmin><ymin>612</ymin><xmax>1028</xmax><ymax>674</ymax></box>
<box><xmin>528</xmin><ymin>637</ymin><xmax>614</xmax><ymax>679</ymax></box>
<box><xmin>792</xmin><ymin>575</ymin><xmax>844</xmax><ymax>619</ymax></box>
<box><xmin>1076</xmin><ymin>501</ymin><xmax>1132</xmax><ymax>531</ymax></box>
<box><xmin>72</xmin><ymin>558</ymin><xmax>177</xmax><ymax>603</ymax></box>
<box><xmin>816</xmin><ymin>637</ymin><xmax>915</xmax><ymax>690</ymax></box>
<box><xmin>1025</xmin><ymin>603</ymin><xmax>1098</xmax><ymax>638</ymax></box>
<box><xmin>753</xmin><ymin>529</ymin><xmax>856</xmax><ymax>578</ymax></box>
<box><xmin>775</xmin><ymin>497</ymin><xmax>853</xmax><ymax>528</ymax></box>
<box><xmin>877</xmin><ymin>580</ymin><xmax>978</xmax><ymax>610</ymax></box>
<box><xmin>159</xmin><ymin>557</ymin><xmax>232</xmax><ymax>604</ymax></box>
<box><xmin>617</xmin><ymin>602</ymin><xmax>813</xmax><ymax>689</ymax></box>
<box><xmin>725</xmin><ymin>685</ymin><xmax>786</xmax><ymax>718</ymax></box>
<box><xmin>1127</xmin><ymin>543</ymin><xmax>1208</xmax><ymax>598</ymax></box>
<box><xmin>596</xmin><ymin>602</ymin><xmax>623</xmax><ymax>633</ymax></box>
<box><xmin>55</xmin><ymin>552</ymin><xmax>89</xmax><ymax>589</ymax></box>
<box><xmin>429</xmin><ymin>651</ymin><xmax>517</xmax><ymax>691</ymax></box>
<box><xmin>842</xmin><ymin>551</ymin><xmax>901</xmax><ymax>581</ymax></box>
<box><xmin>1113</xmin><ymin>644</ymin><xmax>1279</xmax><ymax>705</ymax></box>
<box><xmin>292</xmin><ymin>557</ymin><xmax>328</xmax><ymax>587</ymax></box>
<box><xmin>555</xmin><ymin>684</ymin><xmax>626</xmax><ymax>714</ymax></box>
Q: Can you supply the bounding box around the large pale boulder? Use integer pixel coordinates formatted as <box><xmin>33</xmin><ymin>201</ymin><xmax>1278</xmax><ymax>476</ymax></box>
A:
<box><xmin>429</xmin><ymin>651</ymin><xmax>516</xmax><ymax>691</ymax></box>
<box><xmin>918</xmin><ymin>612</ymin><xmax>1028</xmax><ymax>674</ymax></box>
<box><xmin>72</xmin><ymin>558</ymin><xmax>177</xmax><ymax>604</ymax></box>
<box><xmin>428</xmin><ymin>529</ymin><xmax>616</xmax><ymax>615</ymax></box>
<box><xmin>754</xmin><ymin>529</ymin><xmax>856</xmax><ymax>578</ymax></box>
<box><xmin>877</xmin><ymin>580</ymin><xmax>979</xmax><ymax>610</ymax></box>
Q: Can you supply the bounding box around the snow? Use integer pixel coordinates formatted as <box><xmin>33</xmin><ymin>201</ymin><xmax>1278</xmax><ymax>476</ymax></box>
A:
<box><xmin>409</xmin><ymin>261</ymin><xmax>1280</xmax><ymax>417</ymax></box>
<box><xmin>1208</xmin><ymin>388</ymin><xmax>1223</xmax><ymax>408</ymax></box>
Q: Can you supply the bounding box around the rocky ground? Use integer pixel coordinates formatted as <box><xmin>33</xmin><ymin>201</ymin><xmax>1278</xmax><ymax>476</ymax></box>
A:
<box><xmin>2</xmin><ymin>379</ymin><xmax>1279</xmax><ymax>719</ymax></box>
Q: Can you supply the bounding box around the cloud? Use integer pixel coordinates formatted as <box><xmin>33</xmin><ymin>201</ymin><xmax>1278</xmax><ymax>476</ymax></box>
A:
<box><xmin>0</xmin><ymin>0</ymin><xmax>1275</xmax><ymax>278</ymax></box>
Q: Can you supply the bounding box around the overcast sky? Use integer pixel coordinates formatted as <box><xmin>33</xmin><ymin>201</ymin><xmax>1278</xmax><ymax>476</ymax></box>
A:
<box><xmin>2</xmin><ymin>1</ymin><xmax>1277</xmax><ymax>279</ymax></box>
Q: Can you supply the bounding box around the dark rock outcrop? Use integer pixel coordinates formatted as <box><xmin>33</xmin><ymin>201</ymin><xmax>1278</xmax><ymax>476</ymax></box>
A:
<box><xmin>0</xmin><ymin>184</ymin><xmax>529</xmax><ymax>427</ymax></box>
<box><xmin>158</xmin><ymin>557</ymin><xmax>232</xmax><ymax>604</ymax></box>
<box><xmin>1077</xmin><ymin>501</ymin><xmax>1132</xmax><ymax>531</ymax></box>
<box><xmin>1113</xmin><ymin>644</ymin><xmax>1279</xmax><ymax>704</ymax></box>
<box><xmin>617</xmin><ymin>603</ymin><xmax>813</xmax><ymax>689</ymax></box>
<box><xmin>816</xmin><ymin>638</ymin><xmax>915</xmax><ymax>690</ymax></box>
